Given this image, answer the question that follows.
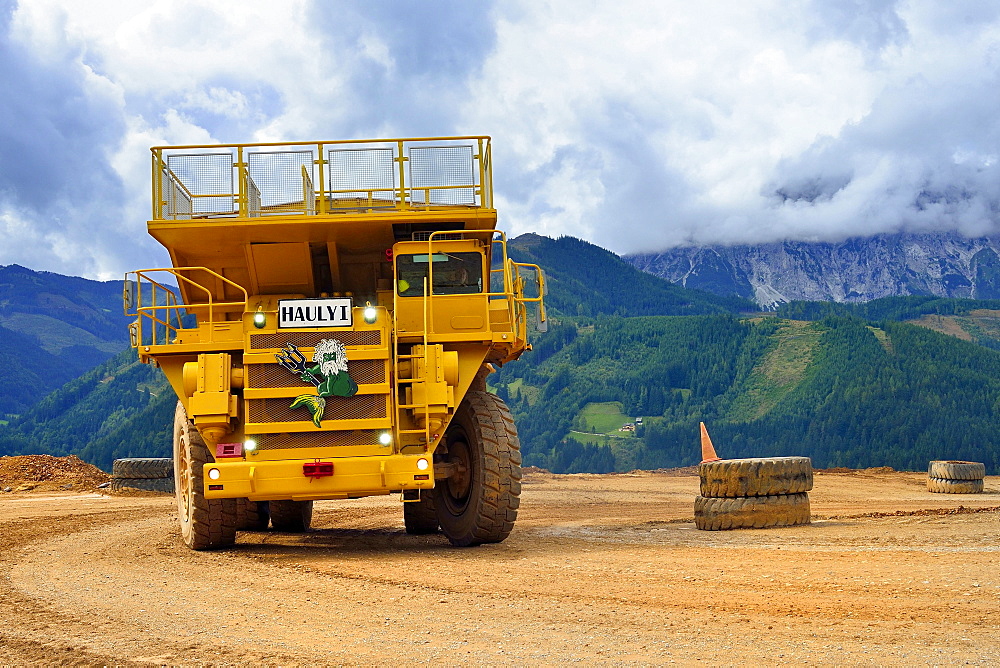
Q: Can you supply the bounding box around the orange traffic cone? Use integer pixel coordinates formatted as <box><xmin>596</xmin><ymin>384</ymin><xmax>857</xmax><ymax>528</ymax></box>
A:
<box><xmin>700</xmin><ymin>422</ymin><xmax>721</xmax><ymax>463</ymax></box>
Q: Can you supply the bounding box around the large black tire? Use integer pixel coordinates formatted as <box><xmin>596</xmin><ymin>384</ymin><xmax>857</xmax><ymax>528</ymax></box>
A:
<box><xmin>928</xmin><ymin>461</ymin><xmax>985</xmax><ymax>481</ymax></box>
<box><xmin>110</xmin><ymin>477</ymin><xmax>174</xmax><ymax>493</ymax></box>
<box><xmin>927</xmin><ymin>477</ymin><xmax>984</xmax><ymax>494</ymax></box>
<box><xmin>694</xmin><ymin>493</ymin><xmax>811</xmax><ymax>531</ymax></box>
<box><xmin>173</xmin><ymin>401</ymin><xmax>237</xmax><ymax>550</ymax></box>
<box><xmin>434</xmin><ymin>391</ymin><xmax>521</xmax><ymax>547</ymax></box>
<box><xmin>113</xmin><ymin>458</ymin><xmax>173</xmax><ymax>479</ymax></box>
<box><xmin>699</xmin><ymin>457</ymin><xmax>813</xmax><ymax>498</ymax></box>
<box><xmin>236</xmin><ymin>498</ymin><xmax>271</xmax><ymax>530</ymax></box>
<box><xmin>404</xmin><ymin>491</ymin><xmax>439</xmax><ymax>534</ymax></box>
<box><xmin>269</xmin><ymin>500</ymin><xmax>313</xmax><ymax>532</ymax></box>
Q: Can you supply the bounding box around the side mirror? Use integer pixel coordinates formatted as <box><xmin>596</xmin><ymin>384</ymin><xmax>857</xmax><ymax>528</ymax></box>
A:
<box><xmin>123</xmin><ymin>279</ymin><xmax>137</xmax><ymax>312</ymax></box>
<box><xmin>535</xmin><ymin>303</ymin><xmax>548</xmax><ymax>333</ymax></box>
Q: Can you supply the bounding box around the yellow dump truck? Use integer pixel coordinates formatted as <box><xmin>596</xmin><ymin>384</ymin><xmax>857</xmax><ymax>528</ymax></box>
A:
<box><xmin>124</xmin><ymin>136</ymin><xmax>544</xmax><ymax>549</ymax></box>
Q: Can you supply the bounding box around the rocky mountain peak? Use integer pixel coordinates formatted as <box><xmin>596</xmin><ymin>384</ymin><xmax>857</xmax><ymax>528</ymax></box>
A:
<box><xmin>624</xmin><ymin>232</ymin><xmax>1000</xmax><ymax>308</ymax></box>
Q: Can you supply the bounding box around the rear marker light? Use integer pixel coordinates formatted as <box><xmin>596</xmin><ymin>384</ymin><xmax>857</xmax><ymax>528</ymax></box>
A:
<box><xmin>303</xmin><ymin>462</ymin><xmax>334</xmax><ymax>478</ymax></box>
<box><xmin>209</xmin><ymin>485</ymin><xmax>224</xmax><ymax>491</ymax></box>
<box><xmin>414</xmin><ymin>474</ymin><xmax>429</xmax><ymax>481</ymax></box>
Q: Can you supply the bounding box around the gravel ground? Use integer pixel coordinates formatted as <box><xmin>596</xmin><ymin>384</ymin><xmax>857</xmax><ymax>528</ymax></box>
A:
<box><xmin>1</xmin><ymin>467</ymin><xmax>999</xmax><ymax>665</ymax></box>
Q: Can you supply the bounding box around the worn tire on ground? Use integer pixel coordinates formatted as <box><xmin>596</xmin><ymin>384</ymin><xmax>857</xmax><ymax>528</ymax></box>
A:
<box><xmin>112</xmin><ymin>458</ymin><xmax>174</xmax><ymax>479</ymax></box>
<box><xmin>927</xmin><ymin>461</ymin><xmax>985</xmax><ymax>481</ymax></box>
<box><xmin>173</xmin><ymin>401</ymin><xmax>237</xmax><ymax>550</ymax></box>
<box><xmin>434</xmin><ymin>391</ymin><xmax>521</xmax><ymax>547</ymax></box>
<box><xmin>699</xmin><ymin>457</ymin><xmax>813</xmax><ymax>498</ymax></box>
<box><xmin>694</xmin><ymin>493</ymin><xmax>811</xmax><ymax>531</ymax></box>
<box><xmin>269</xmin><ymin>500</ymin><xmax>313</xmax><ymax>532</ymax></box>
<box><xmin>927</xmin><ymin>477</ymin><xmax>984</xmax><ymax>494</ymax></box>
<box><xmin>109</xmin><ymin>477</ymin><xmax>174</xmax><ymax>493</ymax></box>
<box><xmin>404</xmin><ymin>491</ymin><xmax>439</xmax><ymax>534</ymax></box>
<box><xmin>236</xmin><ymin>498</ymin><xmax>271</xmax><ymax>530</ymax></box>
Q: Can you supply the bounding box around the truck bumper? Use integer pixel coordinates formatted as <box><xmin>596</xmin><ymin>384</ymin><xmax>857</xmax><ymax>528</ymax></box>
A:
<box><xmin>202</xmin><ymin>455</ymin><xmax>435</xmax><ymax>501</ymax></box>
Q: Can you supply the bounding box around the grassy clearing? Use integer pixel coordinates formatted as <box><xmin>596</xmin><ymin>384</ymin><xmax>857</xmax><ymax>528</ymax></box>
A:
<box><xmin>505</xmin><ymin>378</ymin><xmax>541</xmax><ymax>406</ymax></box>
<box><xmin>727</xmin><ymin>320</ymin><xmax>823</xmax><ymax>421</ymax></box>
<box><xmin>908</xmin><ymin>312</ymin><xmax>1000</xmax><ymax>348</ymax></box>
<box><xmin>907</xmin><ymin>314</ymin><xmax>973</xmax><ymax>341</ymax></box>
<box><xmin>868</xmin><ymin>326</ymin><xmax>893</xmax><ymax>354</ymax></box>
<box><xmin>576</xmin><ymin>401</ymin><xmax>633</xmax><ymax>434</ymax></box>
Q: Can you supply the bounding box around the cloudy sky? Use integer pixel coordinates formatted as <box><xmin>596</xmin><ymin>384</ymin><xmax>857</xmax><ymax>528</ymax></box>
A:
<box><xmin>2</xmin><ymin>0</ymin><xmax>1000</xmax><ymax>279</ymax></box>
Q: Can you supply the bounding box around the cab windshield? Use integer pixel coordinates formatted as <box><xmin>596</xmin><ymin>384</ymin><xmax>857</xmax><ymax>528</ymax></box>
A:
<box><xmin>396</xmin><ymin>252</ymin><xmax>483</xmax><ymax>296</ymax></box>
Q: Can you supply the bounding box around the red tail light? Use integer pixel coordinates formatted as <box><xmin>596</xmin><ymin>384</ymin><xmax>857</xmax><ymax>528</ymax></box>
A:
<box><xmin>303</xmin><ymin>462</ymin><xmax>334</xmax><ymax>478</ymax></box>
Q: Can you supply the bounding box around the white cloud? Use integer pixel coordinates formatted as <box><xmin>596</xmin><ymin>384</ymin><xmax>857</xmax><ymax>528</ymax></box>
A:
<box><xmin>2</xmin><ymin>0</ymin><xmax>1000</xmax><ymax>278</ymax></box>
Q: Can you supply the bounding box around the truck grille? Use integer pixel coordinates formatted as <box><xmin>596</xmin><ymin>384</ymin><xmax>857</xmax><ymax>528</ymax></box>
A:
<box><xmin>254</xmin><ymin>430</ymin><xmax>383</xmax><ymax>450</ymax></box>
<box><xmin>249</xmin><ymin>330</ymin><xmax>381</xmax><ymax>350</ymax></box>
<box><xmin>246</xmin><ymin>359</ymin><xmax>387</xmax><ymax>388</ymax></box>
<box><xmin>247</xmin><ymin>395</ymin><xmax>387</xmax><ymax>423</ymax></box>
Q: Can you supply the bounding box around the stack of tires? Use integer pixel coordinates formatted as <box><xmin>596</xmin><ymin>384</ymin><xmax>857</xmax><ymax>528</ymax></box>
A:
<box><xmin>110</xmin><ymin>458</ymin><xmax>175</xmax><ymax>493</ymax></box>
<box><xmin>695</xmin><ymin>456</ymin><xmax>813</xmax><ymax>530</ymax></box>
<box><xmin>927</xmin><ymin>460</ymin><xmax>985</xmax><ymax>494</ymax></box>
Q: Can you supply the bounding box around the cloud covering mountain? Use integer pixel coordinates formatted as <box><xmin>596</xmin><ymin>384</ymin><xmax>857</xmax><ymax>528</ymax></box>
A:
<box><xmin>2</xmin><ymin>0</ymin><xmax>1000</xmax><ymax>278</ymax></box>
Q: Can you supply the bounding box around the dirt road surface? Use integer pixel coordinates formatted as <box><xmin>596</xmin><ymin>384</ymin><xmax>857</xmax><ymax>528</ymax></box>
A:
<box><xmin>2</xmin><ymin>468</ymin><xmax>999</xmax><ymax>665</ymax></box>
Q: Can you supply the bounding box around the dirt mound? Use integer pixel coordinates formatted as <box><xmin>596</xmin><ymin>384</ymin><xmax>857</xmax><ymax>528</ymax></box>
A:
<box><xmin>818</xmin><ymin>465</ymin><xmax>898</xmax><ymax>474</ymax></box>
<box><xmin>651</xmin><ymin>465</ymin><xmax>699</xmax><ymax>476</ymax></box>
<box><xmin>0</xmin><ymin>455</ymin><xmax>110</xmax><ymax>493</ymax></box>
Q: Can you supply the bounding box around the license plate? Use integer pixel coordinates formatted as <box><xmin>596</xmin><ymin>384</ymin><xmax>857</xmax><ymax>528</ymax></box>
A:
<box><xmin>278</xmin><ymin>298</ymin><xmax>353</xmax><ymax>328</ymax></box>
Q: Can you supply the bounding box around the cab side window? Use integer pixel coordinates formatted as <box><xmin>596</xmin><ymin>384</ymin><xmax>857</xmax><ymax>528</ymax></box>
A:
<box><xmin>396</xmin><ymin>252</ymin><xmax>484</xmax><ymax>296</ymax></box>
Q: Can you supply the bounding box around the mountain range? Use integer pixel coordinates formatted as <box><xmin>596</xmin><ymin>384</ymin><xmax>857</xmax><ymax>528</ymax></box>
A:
<box><xmin>625</xmin><ymin>232</ymin><xmax>1000</xmax><ymax>308</ymax></box>
<box><xmin>3</xmin><ymin>234</ymin><xmax>1000</xmax><ymax>475</ymax></box>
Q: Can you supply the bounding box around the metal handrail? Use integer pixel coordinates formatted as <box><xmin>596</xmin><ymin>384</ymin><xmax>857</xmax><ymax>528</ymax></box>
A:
<box><xmin>150</xmin><ymin>136</ymin><xmax>494</xmax><ymax>220</ymax></box>
<box><xmin>126</xmin><ymin>267</ymin><xmax>249</xmax><ymax>348</ymax></box>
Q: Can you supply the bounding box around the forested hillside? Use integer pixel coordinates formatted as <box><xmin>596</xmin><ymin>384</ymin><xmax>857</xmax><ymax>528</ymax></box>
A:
<box><xmin>508</xmin><ymin>234</ymin><xmax>755</xmax><ymax>316</ymax></box>
<box><xmin>4</xmin><ymin>240</ymin><xmax>1000</xmax><ymax>476</ymax></box>
<box><xmin>0</xmin><ymin>348</ymin><xmax>174</xmax><ymax>471</ymax></box>
<box><xmin>492</xmin><ymin>314</ymin><xmax>1000</xmax><ymax>475</ymax></box>
<box><xmin>0</xmin><ymin>264</ymin><xmax>129</xmax><ymax>416</ymax></box>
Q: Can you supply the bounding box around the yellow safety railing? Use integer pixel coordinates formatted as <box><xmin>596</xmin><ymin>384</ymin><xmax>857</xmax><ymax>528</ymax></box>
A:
<box><xmin>124</xmin><ymin>267</ymin><xmax>249</xmax><ymax>348</ymax></box>
<box><xmin>150</xmin><ymin>136</ymin><xmax>494</xmax><ymax>220</ymax></box>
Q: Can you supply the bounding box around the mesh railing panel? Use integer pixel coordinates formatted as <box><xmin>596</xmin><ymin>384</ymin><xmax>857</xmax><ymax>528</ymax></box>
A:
<box><xmin>481</xmin><ymin>145</ymin><xmax>493</xmax><ymax>209</ymax></box>
<box><xmin>409</xmin><ymin>145</ymin><xmax>475</xmax><ymax>205</ymax></box>
<box><xmin>246</xmin><ymin>359</ymin><xmax>387</xmax><ymax>388</ymax></box>
<box><xmin>249</xmin><ymin>330</ymin><xmax>382</xmax><ymax>350</ymax></box>
<box><xmin>327</xmin><ymin>147</ymin><xmax>396</xmax><ymax>208</ymax></box>
<box><xmin>303</xmin><ymin>165</ymin><xmax>315</xmax><ymax>214</ymax></box>
<box><xmin>247</xmin><ymin>176</ymin><xmax>261</xmax><ymax>217</ymax></box>
<box><xmin>247</xmin><ymin>395</ymin><xmax>387</xmax><ymax>423</ymax></box>
<box><xmin>162</xmin><ymin>169</ymin><xmax>192</xmax><ymax>219</ymax></box>
<box><xmin>248</xmin><ymin>150</ymin><xmax>315</xmax><ymax>215</ymax></box>
<box><xmin>166</xmin><ymin>152</ymin><xmax>235</xmax><ymax>215</ymax></box>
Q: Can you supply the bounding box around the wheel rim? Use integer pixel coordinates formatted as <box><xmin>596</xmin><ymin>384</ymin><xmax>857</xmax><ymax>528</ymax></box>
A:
<box><xmin>442</xmin><ymin>436</ymin><xmax>473</xmax><ymax>515</ymax></box>
<box><xmin>177</xmin><ymin>434</ymin><xmax>193</xmax><ymax>525</ymax></box>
